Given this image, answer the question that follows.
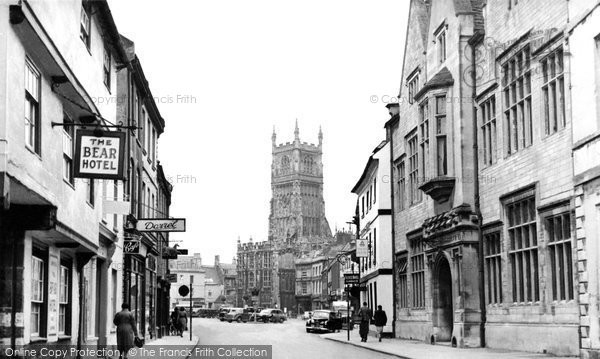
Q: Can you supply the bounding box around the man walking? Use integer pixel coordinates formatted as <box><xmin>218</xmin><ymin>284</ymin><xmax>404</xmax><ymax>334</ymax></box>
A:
<box><xmin>357</xmin><ymin>302</ymin><xmax>373</xmax><ymax>342</ymax></box>
<box><xmin>373</xmin><ymin>305</ymin><xmax>387</xmax><ymax>342</ymax></box>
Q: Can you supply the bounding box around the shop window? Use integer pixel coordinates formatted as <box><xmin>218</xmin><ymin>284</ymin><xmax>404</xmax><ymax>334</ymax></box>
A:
<box><xmin>31</xmin><ymin>254</ymin><xmax>46</xmax><ymax>337</ymax></box>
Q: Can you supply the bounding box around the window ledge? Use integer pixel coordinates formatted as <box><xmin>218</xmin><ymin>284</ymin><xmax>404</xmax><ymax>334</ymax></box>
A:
<box><xmin>25</xmin><ymin>145</ymin><xmax>42</xmax><ymax>160</ymax></box>
<box><xmin>29</xmin><ymin>336</ymin><xmax>47</xmax><ymax>344</ymax></box>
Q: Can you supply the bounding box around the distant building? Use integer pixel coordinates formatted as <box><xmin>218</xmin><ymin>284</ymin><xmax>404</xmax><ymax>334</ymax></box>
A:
<box><xmin>236</xmin><ymin>239</ymin><xmax>274</xmax><ymax>308</ymax></box>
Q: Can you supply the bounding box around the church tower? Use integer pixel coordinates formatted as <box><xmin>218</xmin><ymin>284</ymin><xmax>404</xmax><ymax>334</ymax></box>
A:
<box><xmin>268</xmin><ymin>122</ymin><xmax>331</xmax><ymax>247</ymax></box>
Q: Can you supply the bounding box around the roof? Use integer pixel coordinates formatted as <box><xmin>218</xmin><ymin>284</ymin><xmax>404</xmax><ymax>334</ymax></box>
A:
<box><xmin>351</xmin><ymin>140</ymin><xmax>387</xmax><ymax>194</ymax></box>
<box><xmin>95</xmin><ymin>1</ymin><xmax>128</xmax><ymax>64</ymax></box>
<box><xmin>414</xmin><ymin>67</ymin><xmax>454</xmax><ymax>101</ymax></box>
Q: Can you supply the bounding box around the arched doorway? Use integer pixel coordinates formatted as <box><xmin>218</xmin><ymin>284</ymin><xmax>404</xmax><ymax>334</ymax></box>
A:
<box><xmin>434</xmin><ymin>255</ymin><xmax>453</xmax><ymax>342</ymax></box>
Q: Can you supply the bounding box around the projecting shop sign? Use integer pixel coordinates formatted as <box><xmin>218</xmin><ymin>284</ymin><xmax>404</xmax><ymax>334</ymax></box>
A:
<box><xmin>356</xmin><ymin>239</ymin><xmax>368</xmax><ymax>258</ymax></box>
<box><xmin>74</xmin><ymin>130</ymin><xmax>125</xmax><ymax>180</ymax></box>
<box><xmin>136</xmin><ymin>218</ymin><xmax>186</xmax><ymax>232</ymax></box>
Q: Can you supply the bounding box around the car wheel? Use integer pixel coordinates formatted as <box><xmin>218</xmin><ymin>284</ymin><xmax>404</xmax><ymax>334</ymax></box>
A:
<box><xmin>280</xmin><ymin>318</ymin><xmax>284</xmax><ymax>323</ymax></box>
<box><xmin>228</xmin><ymin>320</ymin><xmax>232</xmax><ymax>323</ymax></box>
<box><xmin>306</xmin><ymin>329</ymin><xmax>311</xmax><ymax>333</ymax></box>
<box><xmin>237</xmin><ymin>317</ymin><xmax>242</xmax><ymax>323</ymax></box>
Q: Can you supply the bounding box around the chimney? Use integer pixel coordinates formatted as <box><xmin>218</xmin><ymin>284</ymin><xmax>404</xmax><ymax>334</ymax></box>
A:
<box><xmin>215</xmin><ymin>255</ymin><xmax>220</xmax><ymax>266</ymax></box>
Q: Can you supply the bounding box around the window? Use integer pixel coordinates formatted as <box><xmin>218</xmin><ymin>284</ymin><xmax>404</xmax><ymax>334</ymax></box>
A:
<box><xmin>480</xmin><ymin>96</ymin><xmax>497</xmax><ymax>166</ymax></box>
<box><xmin>146</xmin><ymin>117</ymin><xmax>151</xmax><ymax>153</ymax></box>
<box><xmin>103</xmin><ymin>46</ymin><xmax>111</xmax><ymax>89</ymax></box>
<box><xmin>151</xmin><ymin>128</ymin><xmax>156</xmax><ymax>164</ymax></box>
<box><xmin>410</xmin><ymin>239</ymin><xmax>425</xmax><ymax>308</ymax></box>
<box><xmin>59</xmin><ymin>264</ymin><xmax>71</xmax><ymax>334</ymax></box>
<box><xmin>25</xmin><ymin>59</ymin><xmax>41</xmax><ymax>154</ymax></box>
<box><xmin>31</xmin><ymin>255</ymin><xmax>45</xmax><ymax>337</ymax></box>
<box><xmin>506</xmin><ymin>193</ymin><xmax>539</xmax><ymax>303</ymax></box>
<box><xmin>408</xmin><ymin>74</ymin><xmax>419</xmax><ymax>104</ymax></box>
<box><xmin>436</xmin><ymin>29</ymin><xmax>447</xmax><ymax>64</ymax></box>
<box><xmin>542</xmin><ymin>48</ymin><xmax>566</xmax><ymax>136</ymax></box>
<box><xmin>139</xmin><ymin>107</ymin><xmax>146</xmax><ymax>149</ymax></box>
<box><xmin>545</xmin><ymin>211</ymin><xmax>574</xmax><ymax>301</ymax></box>
<box><xmin>86</xmin><ymin>179</ymin><xmax>95</xmax><ymax>206</ymax></box>
<box><xmin>502</xmin><ymin>46</ymin><xmax>532</xmax><ymax>155</ymax></box>
<box><xmin>63</xmin><ymin>113</ymin><xmax>74</xmax><ymax>183</ymax></box>
<box><xmin>484</xmin><ymin>231</ymin><xmax>502</xmax><ymax>304</ymax></box>
<box><xmin>373</xmin><ymin>178</ymin><xmax>376</xmax><ymax>204</ymax></box>
<box><xmin>435</xmin><ymin>96</ymin><xmax>448</xmax><ymax>176</ymax></box>
<box><xmin>407</xmin><ymin>131</ymin><xmax>421</xmax><ymax>204</ymax></box>
<box><xmin>397</xmin><ymin>256</ymin><xmax>408</xmax><ymax>308</ymax></box>
<box><xmin>397</xmin><ymin>160</ymin><xmax>406</xmax><ymax>211</ymax></box>
<box><xmin>113</xmin><ymin>180</ymin><xmax>119</xmax><ymax>228</ymax></box>
<box><xmin>361</xmin><ymin>196</ymin><xmax>365</xmax><ymax>217</ymax></box>
<box><xmin>419</xmin><ymin>100</ymin><xmax>430</xmax><ymax>179</ymax></box>
<box><xmin>80</xmin><ymin>2</ymin><xmax>91</xmax><ymax>49</ymax></box>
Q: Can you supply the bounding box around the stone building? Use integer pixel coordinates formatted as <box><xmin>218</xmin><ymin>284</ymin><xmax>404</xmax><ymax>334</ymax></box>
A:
<box><xmin>0</xmin><ymin>0</ymin><xmax>127</xmax><ymax>351</ymax></box>
<box><xmin>236</xmin><ymin>239</ymin><xmax>275</xmax><ymax>308</ymax></box>
<box><xmin>386</xmin><ymin>0</ymin><xmax>592</xmax><ymax>356</ymax></box>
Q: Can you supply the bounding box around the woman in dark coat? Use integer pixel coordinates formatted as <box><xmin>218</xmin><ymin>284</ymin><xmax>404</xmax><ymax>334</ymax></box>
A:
<box><xmin>113</xmin><ymin>303</ymin><xmax>139</xmax><ymax>359</ymax></box>
<box><xmin>177</xmin><ymin>307</ymin><xmax>188</xmax><ymax>337</ymax></box>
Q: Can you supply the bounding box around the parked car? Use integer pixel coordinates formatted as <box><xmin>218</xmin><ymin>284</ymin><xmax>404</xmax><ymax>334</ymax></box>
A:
<box><xmin>306</xmin><ymin>310</ymin><xmax>343</xmax><ymax>333</ymax></box>
<box><xmin>302</xmin><ymin>311</ymin><xmax>313</xmax><ymax>320</ymax></box>
<box><xmin>197</xmin><ymin>308</ymin><xmax>219</xmax><ymax>318</ymax></box>
<box><xmin>258</xmin><ymin>308</ymin><xmax>286</xmax><ymax>323</ymax></box>
<box><xmin>218</xmin><ymin>308</ymin><xmax>231</xmax><ymax>321</ymax></box>
<box><xmin>338</xmin><ymin>309</ymin><xmax>354</xmax><ymax>330</ymax></box>
<box><xmin>225</xmin><ymin>308</ymin><xmax>250</xmax><ymax>323</ymax></box>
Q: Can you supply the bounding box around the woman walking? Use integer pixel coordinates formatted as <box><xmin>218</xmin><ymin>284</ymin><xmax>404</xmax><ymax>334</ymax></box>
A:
<box><xmin>113</xmin><ymin>303</ymin><xmax>139</xmax><ymax>359</ymax></box>
<box><xmin>177</xmin><ymin>307</ymin><xmax>188</xmax><ymax>337</ymax></box>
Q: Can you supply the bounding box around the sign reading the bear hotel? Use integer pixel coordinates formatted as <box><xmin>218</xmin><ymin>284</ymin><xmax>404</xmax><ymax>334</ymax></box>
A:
<box><xmin>136</xmin><ymin>218</ymin><xmax>186</xmax><ymax>232</ymax></box>
<box><xmin>74</xmin><ymin>130</ymin><xmax>126</xmax><ymax>180</ymax></box>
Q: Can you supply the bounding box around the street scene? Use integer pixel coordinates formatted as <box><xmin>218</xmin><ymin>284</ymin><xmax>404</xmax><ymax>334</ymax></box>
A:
<box><xmin>2</xmin><ymin>0</ymin><xmax>600</xmax><ymax>358</ymax></box>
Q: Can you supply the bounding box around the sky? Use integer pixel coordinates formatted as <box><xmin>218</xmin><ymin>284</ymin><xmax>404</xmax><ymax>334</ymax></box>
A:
<box><xmin>108</xmin><ymin>0</ymin><xmax>409</xmax><ymax>266</ymax></box>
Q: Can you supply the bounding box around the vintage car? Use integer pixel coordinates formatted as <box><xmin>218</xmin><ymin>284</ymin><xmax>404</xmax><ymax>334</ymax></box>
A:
<box><xmin>224</xmin><ymin>308</ymin><xmax>250</xmax><ymax>323</ymax></box>
<box><xmin>257</xmin><ymin>308</ymin><xmax>286</xmax><ymax>323</ymax></box>
<box><xmin>305</xmin><ymin>310</ymin><xmax>343</xmax><ymax>333</ymax></box>
<box><xmin>218</xmin><ymin>307</ymin><xmax>232</xmax><ymax>321</ymax></box>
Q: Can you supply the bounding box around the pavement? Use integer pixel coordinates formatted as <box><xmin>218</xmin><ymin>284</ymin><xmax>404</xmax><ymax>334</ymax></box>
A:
<box><xmin>106</xmin><ymin>333</ymin><xmax>199</xmax><ymax>359</ymax></box>
<box><xmin>321</xmin><ymin>329</ymin><xmax>576</xmax><ymax>359</ymax></box>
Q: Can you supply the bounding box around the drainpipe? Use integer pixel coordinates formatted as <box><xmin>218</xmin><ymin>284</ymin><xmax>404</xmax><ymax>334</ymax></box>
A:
<box><xmin>386</xmin><ymin>114</ymin><xmax>397</xmax><ymax>338</ymax></box>
<box><xmin>469</xmin><ymin>34</ymin><xmax>485</xmax><ymax>348</ymax></box>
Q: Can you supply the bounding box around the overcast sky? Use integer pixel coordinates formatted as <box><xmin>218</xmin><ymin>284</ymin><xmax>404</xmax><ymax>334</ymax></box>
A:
<box><xmin>108</xmin><ymin>0</ymin><xmax>409</xmax><ymax>265</ymax></box>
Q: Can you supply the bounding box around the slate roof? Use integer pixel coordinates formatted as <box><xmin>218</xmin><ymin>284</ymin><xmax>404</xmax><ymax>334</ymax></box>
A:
<box><xmin>414</xmin><ymin>67</ymin><xmax>455</xmax><ymax>100</ymax></box>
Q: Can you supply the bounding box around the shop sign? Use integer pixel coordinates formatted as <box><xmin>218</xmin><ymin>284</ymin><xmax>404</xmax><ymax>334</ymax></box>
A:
<box><xmin>356</xmin><ymin>239</ymin><xmax>368</xmax><ymax>258</ymax></box>
<box><xmin>136</xmin><ymin>218</ymin><xmax>186</xmax><ymax>232</ymax></box>
<box><xmin>166</xmin><ymin>274</ymin><xmax>178</xmax><ymax>283</ymax></box>
<box><xmin>124</xmin><ymin>240</ymin><xmax>140</xmax><ymax>254</ymax></box>
<box><xmin>74</xmin><ymin>130</ymin><xmax>125</xmax><ymax>180</ymax></box>
<box><xmin>344</xmin><ymin>273</ymin><xmax>359</xmax><ymax>285</ymax></box>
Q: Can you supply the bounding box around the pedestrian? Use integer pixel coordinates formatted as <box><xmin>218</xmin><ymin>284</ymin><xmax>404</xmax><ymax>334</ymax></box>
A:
<box><xmin>178</xmin><ymin>307</ymin><xmax>188</xmax><ymax>337</ymax></box>
<box><xmin>170</xmin><ymin>308</ymin><xmax>179</xmax><ymax>336</ymax></box>
<box><xmin>373</xmin><ymin>305</ymin><xmax>387</xmax><ymax>342</ymax></box>
<box><xmin>357</xmin><ymin>302</ymin><xmax>373</xmax><ymax>343</ymax></box>
<box><xmin>113</xmin><ymin>303</ymin><xmax>139</xmax><ymax>359</ymax></box>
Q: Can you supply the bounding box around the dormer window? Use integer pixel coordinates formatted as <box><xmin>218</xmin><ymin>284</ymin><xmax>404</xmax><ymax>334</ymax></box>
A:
<box><xmin>407</xmin><ymin>73</ymin><xmax>419</xmax><ymax>105</ymax></box>
<box><xmin>434</xmin><ymin>22</ymin><xmax>448</xmax><ymax>64</ymax></box>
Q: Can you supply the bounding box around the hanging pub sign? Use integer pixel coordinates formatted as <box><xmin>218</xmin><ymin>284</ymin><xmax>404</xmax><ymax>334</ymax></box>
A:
<box><xmin>136</xmin><ymin>218</ymin><xmax>186</xmax><ymax>232</ymax></box>
<box><xmin>356</xmin><ymin>239</ymin><xmax>368</xmax><ymax>258</ymax></box>
<box><xmin>74</xmin><ymin>130</ymin><xmax>126</xmax><ymax>180</ymax></box>
<box><xmin>124</xmin><ymin>240</ymin><xmax>140</xmax><ymax>254</ymax></box>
